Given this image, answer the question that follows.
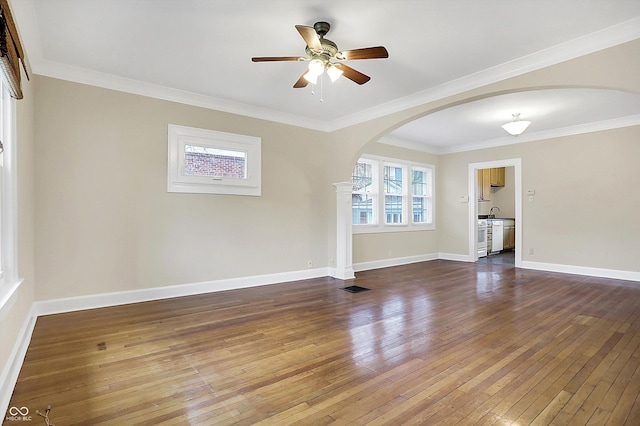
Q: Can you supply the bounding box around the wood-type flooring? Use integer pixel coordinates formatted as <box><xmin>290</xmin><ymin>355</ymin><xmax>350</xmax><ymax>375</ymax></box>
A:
<box><xmin>5</xmin><ymin>259</ymin><xmax>640</xmax><ymax>425</ymax></box>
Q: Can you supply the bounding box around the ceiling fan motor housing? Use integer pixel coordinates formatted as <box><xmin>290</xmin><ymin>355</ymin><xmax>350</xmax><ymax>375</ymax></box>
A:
<box><xmin>306</xmin><ymin>38</ymin><xmax>338</xmax><ymax>62</ymax></box>
<box><xmin>305</xmin><ymin>21</ymin><xmax>338</xmax><ymax>64</ymax></box>
<box><xmin>313</xmin><ymin>21</ymin><xmax>331</xmax><ymax>37</ymax></box>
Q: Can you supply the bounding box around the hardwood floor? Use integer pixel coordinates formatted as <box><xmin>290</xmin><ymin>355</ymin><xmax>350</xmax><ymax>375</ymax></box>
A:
<box><xmin>6</xmin><ymin>260</ymin><xmax>640</xmax><ymax>425</ymax></box>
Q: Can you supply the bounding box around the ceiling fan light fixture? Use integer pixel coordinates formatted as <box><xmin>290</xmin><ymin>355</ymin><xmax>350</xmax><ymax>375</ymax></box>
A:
<box><xmin>327</xmin><ymin>64</ymin><xmax>343</xmax><ymax>82</ymax></box>
<box><xmin>502</xmin><ymin>113</ymin><xmax>531</xmax><ymax>136</ymax></box>
<box><xmin>303</xmin><ymin>72</ymin><xmax>319</xmax><ymax>84</ymax></box>
<box><xmin>252</xmin><ymin>22</ymin><xmax>388</xmax><ymax>90</ymax></box>
<box><xmin>307</xmin><ymin>59</ymin><xmax>325</xmax><ymax>77</ymax></box>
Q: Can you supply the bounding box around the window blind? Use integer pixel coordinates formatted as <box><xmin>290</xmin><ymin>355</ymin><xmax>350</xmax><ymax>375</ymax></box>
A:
<box><xmin>0</xmin><ymin>0</ymin><xmax>28</xmax><ymax>99</ymax></box>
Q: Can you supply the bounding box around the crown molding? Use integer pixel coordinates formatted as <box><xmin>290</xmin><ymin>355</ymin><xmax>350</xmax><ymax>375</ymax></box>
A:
<box><xmin>377</xmin><ymin>135</ymin><xmax>442</xmax><ymax>154</ymax></box>
<box><xmin>326</xmin><ymin>16</ymin><xmax>640</xmax><ymax>132</ymax></box>
<box><xmin>13</xmin><ymin>0</ymin><xmax>640</xmax><ymax>134</ymax></box>
<box><xmin>33</xmin><ymin>59</ymin><xmax>331</xmax><ymax>132</ymax></box>
<box><xmin>381</xmin><ymin>114</ymin><xmax>640</xmax><ymax>154</ymax></box>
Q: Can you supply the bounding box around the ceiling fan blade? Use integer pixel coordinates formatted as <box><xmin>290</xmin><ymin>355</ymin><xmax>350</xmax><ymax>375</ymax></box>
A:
<box><xmin>335</xmin><ymin>63</ymin><xmax>371</xmax><ymax>85</ymax></box>
<box><xmin>295</xmin><ymin>25</ymin><xmax>322</xmax><ymax>51</ymax></box>
<box><xmin>293</xmin><ymin>72</ymin><xmax>309</xmax><ymax>88</ymax></box>
<box><xmin>252</xmin><ymin>56</ymin><xmax>304</xmax><ymax>62</ymax></box>
<box><xmin>339</xmin><ymin>46</ymin><xmax>389</xmax><ymax>60</ymax></box>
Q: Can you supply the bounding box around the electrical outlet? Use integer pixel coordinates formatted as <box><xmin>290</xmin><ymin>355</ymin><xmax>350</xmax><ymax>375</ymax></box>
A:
<box><xmin>307</xmin><ymin>260</ymin><xmax>313</xmax><ymax>268</ymax></box>
<box><xmin>529</xmin><ymin>248</ymin><xmax>534</xmax><ymax>255</ymax></box>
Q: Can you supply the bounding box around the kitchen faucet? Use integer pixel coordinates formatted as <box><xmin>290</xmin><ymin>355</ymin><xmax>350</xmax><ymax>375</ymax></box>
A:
<box><xmin>489</xmin><ymin>206</ymin><xmax>500</xmax><ymax>218</ymax></box>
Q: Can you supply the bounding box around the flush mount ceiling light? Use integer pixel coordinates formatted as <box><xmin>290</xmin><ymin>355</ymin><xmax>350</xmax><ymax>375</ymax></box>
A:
<box><xmin>502</xmin><ymin>113</ymin><xmax>531</xmax><ymax>136</ymax></box>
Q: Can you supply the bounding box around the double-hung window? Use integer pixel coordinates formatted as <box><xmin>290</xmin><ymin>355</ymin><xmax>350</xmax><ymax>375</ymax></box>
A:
<box><xmin>352</xmin><ymin>155</ymin><xmax>435</xmax><ymax>233</ymax></box>
<box><xmin>351</xmin><ymin>159</ymin><xmax>376</xmax><ymax>225</ymax></box>
<box><xmin>411</xmin><ymin>166</ymin><xmax>433</xmax><ymax>224</ymax></box>
<box><xmin>0</xmin><ymin>77</ymin><xmax>20</xmax><ymax>311</ymax></box>
<box><xmin>383</xmin><ymin>164</ymin><xmax>404</xmax><ymax>224</ymax></box>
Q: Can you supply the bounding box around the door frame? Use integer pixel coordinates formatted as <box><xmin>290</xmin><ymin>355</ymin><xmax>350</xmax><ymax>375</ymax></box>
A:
<box><xmin>468</xmin><ymin>158</ymin><xmax>522</xmax><ymax>267</ymax></box>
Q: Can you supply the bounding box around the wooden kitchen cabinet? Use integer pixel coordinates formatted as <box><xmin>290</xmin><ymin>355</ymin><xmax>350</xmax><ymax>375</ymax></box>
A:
<box><xmin>503</xmin><ymin>219</ymin><xmax>515</xmax><ymax>250</ymax></box>
<box><xmin>478</xmin><ymin>167</ymin><xmax>505</xmax><ymax>201</ymax></box>
<box><xmin>477</xmin><ymin>168</ymin><xmax>491</xmax><ymax>202</ymax></box>
<box><xmin>490</xmin><ymin>167</ymin><xmax>505</xmax><ymax>187</ymax></box>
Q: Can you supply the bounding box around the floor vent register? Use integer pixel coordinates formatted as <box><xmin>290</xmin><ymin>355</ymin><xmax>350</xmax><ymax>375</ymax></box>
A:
<box><xmin>340</xmin><ymin>285</ymin><xmax>371</xmax><ymax>293</ymax></box>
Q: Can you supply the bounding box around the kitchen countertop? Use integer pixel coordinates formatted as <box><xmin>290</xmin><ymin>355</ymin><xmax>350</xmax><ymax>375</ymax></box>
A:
<box><xmin>478</xmin><ymin>216</ymin><xmax>515</xmax><ymax>221</ymax></box>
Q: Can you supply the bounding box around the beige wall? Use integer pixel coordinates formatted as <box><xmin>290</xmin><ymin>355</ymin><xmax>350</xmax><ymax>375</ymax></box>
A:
<box><xmin>438</xmin><ymin>126</ymin><xmax>640</xmax><ymax>271</ymax></box>
<box><xmin>28</xmin><ymin>39</ymin><xmax>640</xmax><ymax>304</ymax></box>
<box><xmin>33</xmin><ymin>77</ymin><xmax>333</xmax><ymax>300</ymax></box>
<box><xmin>354</xmin><ymin>231</ymin><xmax>438</xmax><ymax>265</ymax></box>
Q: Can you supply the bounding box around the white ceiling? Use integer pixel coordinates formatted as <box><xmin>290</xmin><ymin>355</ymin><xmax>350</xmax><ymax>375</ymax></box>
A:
<box><xmin>384</xmin><ymin>88</ymin><xmax>640</xmax><ymax>153</ymax></box>
<box><xmin>11</xmin><ymin>0</ymin><xmax>640</xmax><ymax>152</ymax></box>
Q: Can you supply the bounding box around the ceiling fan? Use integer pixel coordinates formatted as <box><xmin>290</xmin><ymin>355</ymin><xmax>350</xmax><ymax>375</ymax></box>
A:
<box><xmin>251</xmin><ymin>21</ymin><xmax>388</xmax><ymax>88</ymax></box>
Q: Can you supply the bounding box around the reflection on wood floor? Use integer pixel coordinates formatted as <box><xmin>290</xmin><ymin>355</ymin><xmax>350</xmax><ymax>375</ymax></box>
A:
<box><xmin>6</xmin><ymin>259</ymin><xmax>640</xmax><ymax>425</ymax></box>
<box><xmin>478</xmin><ymin>250</ymin><xmax>515</xmax><ymax>265</ymax></box>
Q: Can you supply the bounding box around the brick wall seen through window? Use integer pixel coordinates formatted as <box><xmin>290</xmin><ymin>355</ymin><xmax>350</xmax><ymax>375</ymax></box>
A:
<box><xmin>184</xmin><ymin>145</ymin><xmax>246</xmax><ymax>179</ymax></box>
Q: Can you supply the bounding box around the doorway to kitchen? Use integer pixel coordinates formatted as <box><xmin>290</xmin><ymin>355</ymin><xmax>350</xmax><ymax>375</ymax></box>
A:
<box><xmin>468</xmin><ymin>159</ymin><xmax>522</xmax><ymax>268</ymax></box>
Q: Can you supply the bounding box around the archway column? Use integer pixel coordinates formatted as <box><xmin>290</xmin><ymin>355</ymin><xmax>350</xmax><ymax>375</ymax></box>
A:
<box><xmin>333</xmin><ymin>182</ymin><xmax>355</xmax><ymax>280</ymax></box>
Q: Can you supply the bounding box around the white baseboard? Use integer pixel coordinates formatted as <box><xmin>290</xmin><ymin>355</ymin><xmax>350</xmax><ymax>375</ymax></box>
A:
<box><xmin>36</xmin><ymin>267</ymin><xmax>332</xmax><ymax>316</ymax></box>
<box><xmin>353</xmin><ymin>253</ymin><xmax>438</xmax><ymax>272</ymax></box>
<box><xmin>438</xmin><ymin>252</ymin><xmax>474</xmax><ymax>262</ymax></box>
<box><xmin>353</xmin><ymin>253</ymin><xmax>640</xmax><ymax>283</ymax></box>
<box><xmin>0</xmin><ymin>304</ymin><xmax>38</xmax><ymax>417</ymax></box>
<box><xmin>30</xmin><ymin>259</ymin><xmax>640</xmax><ymax>318</ymax></box>
<box><xmin>521</xmin><ymin>261</ymin><xmax>640</xmax><ymax>282</ymax></box>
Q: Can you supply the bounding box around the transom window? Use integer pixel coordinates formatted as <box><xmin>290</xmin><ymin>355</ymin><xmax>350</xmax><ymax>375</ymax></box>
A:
<box><xmin>167</xmin><ymin>125</ymin><xmax>261</xmax><ymax>196</ymax></box>
<box><xmin>352</xmin><ymin>155</ymin><xmax>435</xmax><ymax>233</ymax></box>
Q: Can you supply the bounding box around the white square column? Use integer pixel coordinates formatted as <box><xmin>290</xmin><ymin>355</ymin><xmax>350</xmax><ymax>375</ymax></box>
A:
<box><xmin>333</xmin><ymin>182</ymin><xmax>355</xmax><ymax>280</ymax></box>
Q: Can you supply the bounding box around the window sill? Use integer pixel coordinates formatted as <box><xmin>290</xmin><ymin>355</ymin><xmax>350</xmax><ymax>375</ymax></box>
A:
<box><xmin>353</xmin><ymin>224</ymin><xmax>435</xmax><ymax>234</ymax></box>
<box><xmin>0</xmin><ymin>278</ymin><xmax>24</xmax><ymax>317</ymax></box>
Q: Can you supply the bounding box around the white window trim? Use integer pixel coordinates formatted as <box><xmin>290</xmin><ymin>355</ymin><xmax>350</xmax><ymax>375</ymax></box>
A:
<box><xmin>167</xmin><ymin>124</ymin><xmax>261</xmax><ymax>196</ymax></box>
<box><xmin>353</xmin><ymin>154</ymin><xmax>435</xmax><ymax>234</ymax></box>
<box><xmin>0</xmin><ymin>79</ymin><xmax>22</xmax><ymax>313</ymax></box>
